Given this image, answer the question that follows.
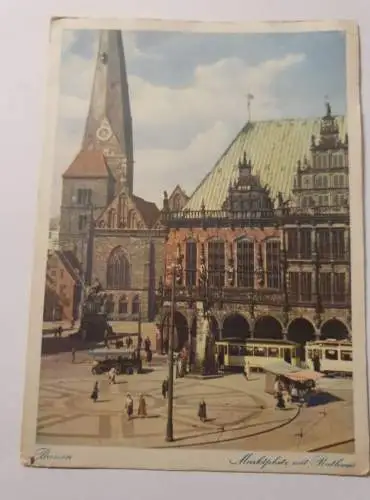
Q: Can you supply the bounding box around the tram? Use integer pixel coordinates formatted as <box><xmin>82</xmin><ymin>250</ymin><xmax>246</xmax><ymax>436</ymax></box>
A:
<box><xmin>215</xmin><ymin>338</ymin><xmax>301</xmax><ymax>371</ymax></box>
<box><xmin>305</xmin><ymin>339</ymin><xmax>353</xmax><ymax>376</ymax></box>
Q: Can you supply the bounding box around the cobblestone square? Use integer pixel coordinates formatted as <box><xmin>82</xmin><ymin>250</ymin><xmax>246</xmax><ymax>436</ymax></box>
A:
<box><xmin>36</xmin><ymin>350</ymin><xmax>354</xmax><ymax>452</ymax></box>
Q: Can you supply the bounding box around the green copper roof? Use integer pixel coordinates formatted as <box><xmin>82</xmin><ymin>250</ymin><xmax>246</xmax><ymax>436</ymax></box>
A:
<box><xmin>184</xmin><ymin>116</ymin><xmax>347</xmax><ymax>211</ymax></box>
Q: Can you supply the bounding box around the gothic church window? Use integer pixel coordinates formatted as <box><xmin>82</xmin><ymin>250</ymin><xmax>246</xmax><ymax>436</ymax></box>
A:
<box><xmin>185</xmin><ymin>240</ymin><xmax>197</xmax><ymax>287</ymax></box>
<box><xmin>236</xmin><ymin>239</ymin><xmax>254</xmax><ymax>287</ymax></box>
<box><xmin>132</xmin><ymin>295</ymin><xmax>140</xmax><ymax>315</ymax></box>
<box><xmin>118</xmin><ymin>295</ymin><xmax>128</xmax><ymax>314</ymax></box>
<box><xmin>266</xmin><ymin>240</ymin><xmax>281</xmax><ymax>289</ymax></box>
<box><xmin>78</xmin><ymin>215</ymin><xmax>88</xmax><ymax>231</ymax></box>
<box><xmin>107</xmin><ymin>247</ymin><xmax>130</xmax><ymax>289</ymax></box>
<box><xmin>208</xmin><ymin>240</ymin><xmax>225</xmax><ymax>288</ymax></box>
<box><xmin>77</xmin><ymin>189</ymin><xmax>92</xmax><ymax>206</ymax></box>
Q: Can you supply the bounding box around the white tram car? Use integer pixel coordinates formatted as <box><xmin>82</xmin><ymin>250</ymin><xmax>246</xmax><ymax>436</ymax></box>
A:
<box><xmin>215</xmin><ymin>338</ymin><xmax>300</xmax><ymax>370</ymax></box>
<box><xmin>305</xmin><ymin>339</ymin><xmax>353</xmax><ymax>376</ymax></box>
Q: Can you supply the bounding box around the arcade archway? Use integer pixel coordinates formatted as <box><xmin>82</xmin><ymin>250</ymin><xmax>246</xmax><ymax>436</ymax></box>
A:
<box><xmin>254</xmin><ymin>315</ymin><xmax>283</xmax><ymax>339</ymax></box>
<box><xmin>321</xmin><ymin>319</ymin><xmax>349</xmax><ymax>340</ymax></box>
<box><xmin>287</xmin><ymin>317</ymin><xmax>316</xmax><ymax>360</ymax></box>
<box><xmin>222</xmin><ymin>314</ymin><xmax>250</xmax><ymax>341</ymax></box>
<box><xmin>162</xmin><ymin>311</ymin><xmax>189</xmax><ymax>352</ymax></box>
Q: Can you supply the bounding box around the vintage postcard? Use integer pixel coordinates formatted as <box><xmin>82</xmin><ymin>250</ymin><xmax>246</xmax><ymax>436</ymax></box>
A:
<box><xmin>21</xmin><ymin>18</ymin><xmax>369</xmax><ymax>476</ymax></box>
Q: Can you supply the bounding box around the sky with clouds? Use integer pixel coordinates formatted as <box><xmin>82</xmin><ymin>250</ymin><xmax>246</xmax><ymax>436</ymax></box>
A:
<box><xmin>51</xmin><ymin>28</ymin><xmax>346</xmax><ymax>217</ymax></box>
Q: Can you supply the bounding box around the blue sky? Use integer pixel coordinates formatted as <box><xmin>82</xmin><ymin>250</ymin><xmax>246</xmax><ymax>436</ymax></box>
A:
<box><xmin>52</xmin><ymin>28</ymin><xmax>346</xmax><ymax>217</ymax></box>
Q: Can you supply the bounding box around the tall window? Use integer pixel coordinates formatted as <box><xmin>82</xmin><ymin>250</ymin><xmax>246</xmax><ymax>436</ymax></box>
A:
<box><xmin>78</xmin><ymin>214</ymin><xmax>88</xmax><ymax>231</ymax></box>
<box><xmin>288</xmin><ymin>272</ymin><xmax>312</xmax><ymax>301</ymax></box>
<box><xmin>266</xmin><ymin>240</ymin><xmax>281</xmax><ymax>289</ymax></box>
<box><xmin>333</xmin><ymin>273</ymin><xmax>346</xmax><ymax>303</ymax></box>
<box><xmin>132</xmin><ymin>295</ymin><xmax>140</xmax><ymax>315</ymax></box>
<box><xmin>332</xmin><ymin>229</ymin><xmax>345</xmax><ymax>259</ymax></box>
<box><xmin>107</xmin><ymin>247</ymin><xmax>130</xmax><ymax>289</ymax></box>
<box><xmin>236</xmin><ymin>239</ymin><xmax>254</xmax><ymax>287</ymax></box>
<box><xmin>287</xmin><ymin>229</ymin><xmax>298</xmax><ymax>258</ymax></box>
<box><xmin>185</xmin><ymin>240</ymin><xmax>197</xmax><ymax>287</ymax></box>
<box><xmin>288</xmin><ymin>272</ymin><xmax>299</xmax><ymax>299</ymax></box>
<box><xmin>300</xmin><ymin>229</ymin><xmax>312</xmax><ymax>259</ymax></box>
<box><xmin>77</xmin><ymin>188</ymin><xmax>92</xmax><ymax>206</ymax></box>
<box><xmin>319</xmin><ymin>272</ymin><xmax>332</xmax><ymax>302</ymax></box>
<box><xmin>118</xmin><ymin>295</ymin><xmax>128</xmax><ymax>314</ymax></box>
<box><xmin>315</xmin><ymin>175</ymin><xmax>329</xmax><ymax>188</ymax></box>
<box><xmin>317</xmin><ymin>229</ymin><xmax>331</xmax><ymax>259</ymax></box>
<box><xmin>301</xmin><ymin>272</ymin><xmax>312</xmax><ymax>301</ymax></box>
<box><xmin>208</xmin><ymin>240</ymin><xmax>225</xmax><ymax>287</ymax></box>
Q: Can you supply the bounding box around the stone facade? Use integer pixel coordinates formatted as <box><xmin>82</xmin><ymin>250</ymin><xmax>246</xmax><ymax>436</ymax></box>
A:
<box><xmin>92</xmin><ymin>230</ymin><xmax>165</xmax><ymax>321</ymax></box>
<box><xmin>157</xmin><ymin>105</ymin><xmax>351</xmax><ymax>356</ymax></box>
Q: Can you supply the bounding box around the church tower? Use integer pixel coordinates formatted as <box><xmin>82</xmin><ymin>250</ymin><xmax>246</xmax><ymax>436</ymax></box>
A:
<box><xmin>59</xmin><ymin>30</ymin><xmax>134</xmax><ymax>268</ymax></box>
<box><xmin>82</xmin><ymin>30</ymin><xmax>134</xmax><ymax>195</ymax></box>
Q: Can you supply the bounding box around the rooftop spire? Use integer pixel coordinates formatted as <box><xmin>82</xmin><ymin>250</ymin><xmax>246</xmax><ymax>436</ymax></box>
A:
<box><xmin>82</xmin><ymin>30</ymin><xmax>134</xmax><ymax>193</ymax></box>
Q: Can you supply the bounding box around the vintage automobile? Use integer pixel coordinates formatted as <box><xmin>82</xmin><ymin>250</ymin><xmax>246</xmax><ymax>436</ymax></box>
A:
<box><xmin>88</xmin><ymin>347</ymin><xmax>143</xmax><ymax>375</ymax></box>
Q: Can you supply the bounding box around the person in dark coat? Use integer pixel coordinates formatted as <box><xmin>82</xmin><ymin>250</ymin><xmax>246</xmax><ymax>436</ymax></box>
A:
<box><xmin>313</xmin><ymin>353</ymin><xmax>321</xmax><ymax>372</ymax></box>
<box><xmin>218</xmin><ymin>350</ymin><xmax>225</xmax><ymax>373</ymax></box>
<box><xmin>146</xmin><ymin>349</ymin><xmax>152</xmax><ymax>364</ymax></box>
<box><xmin>162</xmin><ymin>378</ymin><xmax>169</xmax><ymax>399</ymax></box>
<box><xmin>198</xmin><ymin>400</ymin><xmax>207</xmax><ymax>422</ymax></box>
<box><xmin>275</xmin><ymin>390</ymin><xmax>285</xmax><ymax>410</ymax></box>
<box><xmin>90</xmin><ymin>381</ymin><xmax>99</xmax><ymax>403</ymax></box>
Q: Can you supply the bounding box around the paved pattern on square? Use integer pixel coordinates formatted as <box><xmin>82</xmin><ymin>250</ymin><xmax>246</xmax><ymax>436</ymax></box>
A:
<box><xmin>36</xmin><ymin>352</ymin><xmax>354</xmax><ymax>451</ymax></box>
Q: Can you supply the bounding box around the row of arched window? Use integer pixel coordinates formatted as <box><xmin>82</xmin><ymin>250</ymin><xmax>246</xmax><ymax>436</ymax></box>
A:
<box><xmin>104</xmin><ymin>294</ymin><xmax>141</xmax><ymax>315</ymax></box>
<box><xmin>184</xmin><ymin>239</ymin><xmax>281</xmax><ymax>289</ymax></box>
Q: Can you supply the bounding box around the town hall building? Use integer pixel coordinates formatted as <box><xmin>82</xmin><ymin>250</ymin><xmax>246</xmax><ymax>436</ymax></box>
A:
<box><xmin>158</xmin><ymin>103</ymin><xmax>351</xmax><ymax>355</ymax></box>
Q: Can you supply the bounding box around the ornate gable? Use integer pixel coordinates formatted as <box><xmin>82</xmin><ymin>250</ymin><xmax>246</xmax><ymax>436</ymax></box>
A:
<box><xmin>95</xmin><ymin>191</ymin><xmax>160</xmax><ymax>230</ymax></box>
<box><xmin>168</xmin><ymin>185</ymin><xmax>189</xmax><ymax>211</ymax></box>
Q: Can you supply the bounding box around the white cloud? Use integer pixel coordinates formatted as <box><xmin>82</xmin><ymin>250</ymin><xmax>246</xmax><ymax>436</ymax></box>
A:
<box><xmin>51</xmin><ymin>34</ymin><xmax>305</xmax><ymax>216</ymax></box>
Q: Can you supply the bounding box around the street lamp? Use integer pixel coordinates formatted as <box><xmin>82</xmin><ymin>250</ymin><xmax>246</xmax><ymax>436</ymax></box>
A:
<box><xmin>165</xmin><ymin>263</ymin><xmax>178</xmax><ymax>442</ymax></box>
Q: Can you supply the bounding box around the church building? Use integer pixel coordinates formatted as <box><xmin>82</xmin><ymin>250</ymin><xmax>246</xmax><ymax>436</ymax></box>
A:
<box><xmin>59</xmin><ymin>30</ymin><xmax>169</xmax><ymax>322</ymax></box>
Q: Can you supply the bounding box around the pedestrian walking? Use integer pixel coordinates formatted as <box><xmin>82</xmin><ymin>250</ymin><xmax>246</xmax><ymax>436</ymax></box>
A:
<box><xmin>125</xmin><ymin>393</ymin><xmax>134</xmax><ymax>420</ymax></box>
<box><xmin>71</xmin><ymin>347</ymin><xmax>76</xmax><ymax>363</ymax></box>
<box><xmin>58</xmin><ymin>325</ymin><xmax>63</xmax><ymax>338</ymax></box>
<box><xmin>244</xmin><ymin>361</ymin><xmax>251</xmax><ymax>380</ymax></box>
<box><xmin>198</xmin><ymin>400</ymin><xmax>207</xmax><ymax>422</ymax></box>
<box><xmin>146</xmin><ymin>348</ymin><xmax>152</xmax><ymax>365</ymax></box>
<box><xmin>162</xmin><ymin>378</ymin><xmax>168</xmax><ymax>399</ymax></box>
<box><xmin>108</xmin><ymin>367</ymin><xmax>116</xmax><ymax>384</ymax></box>
<box><xmin>138</xmin><ymin>394</ymin><xmax>147</xmax><ymax>418</ymax></box>
<box><xmin>90</xmin><ymin>381</ymin><xmax>99</xmax><ymax>403</ymax></box>
<box><xmin>275</xmin><ymin>390</ymin><xmax>286</xmax><ymax>410</ymax></box>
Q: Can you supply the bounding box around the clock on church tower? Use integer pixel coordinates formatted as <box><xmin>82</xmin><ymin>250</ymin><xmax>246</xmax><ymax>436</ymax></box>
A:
<box><xmin>96</xmin><ymin>119</ymin><xmax>113</xmax><ymax>142</ymax></box>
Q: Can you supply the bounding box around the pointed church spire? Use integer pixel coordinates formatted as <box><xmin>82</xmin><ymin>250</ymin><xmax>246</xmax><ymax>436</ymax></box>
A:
<box><xmin>82</xmin><ymin>30</ymin><xmax>134</xmax><ymax>195</ymax></box>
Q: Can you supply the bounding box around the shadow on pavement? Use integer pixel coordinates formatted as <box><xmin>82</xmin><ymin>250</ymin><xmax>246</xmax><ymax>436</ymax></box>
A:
<box><xmin>306</xmin><ymin>391</ymin><xmax>342</xmax><ymax>407</ymax></box>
